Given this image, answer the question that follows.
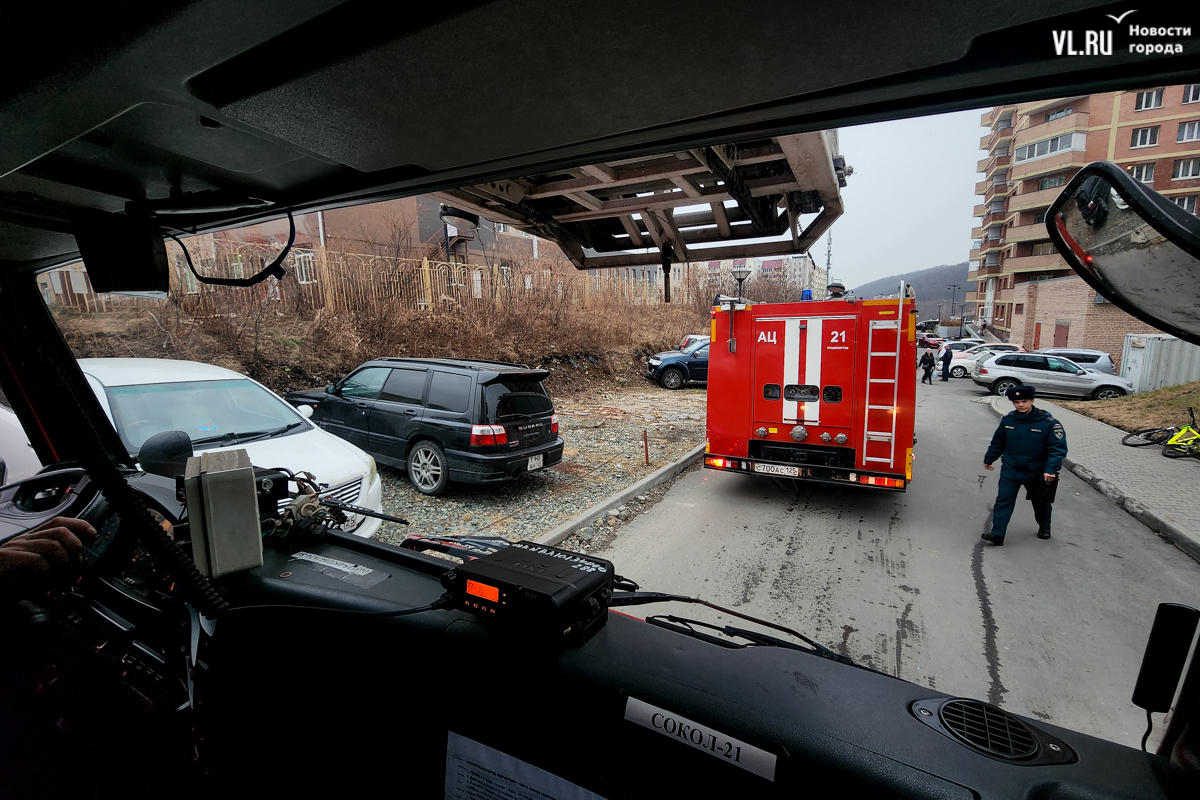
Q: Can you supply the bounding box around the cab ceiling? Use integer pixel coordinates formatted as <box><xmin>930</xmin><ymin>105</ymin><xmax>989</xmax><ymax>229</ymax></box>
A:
<box><xmin>2</xmin><ymin>0</ymin><xmax>1197</xmax><ymax>271</ymax></box>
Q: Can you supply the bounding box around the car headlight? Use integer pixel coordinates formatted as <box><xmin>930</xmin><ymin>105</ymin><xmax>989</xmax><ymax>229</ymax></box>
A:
<box><xmin>366</xmin><ymin>454</ymin><xmax>377</xmax><ymax>484</ymax></box>
<box><xmin>649</xmin><ymin>358</ymin><xmax>662</xmax><ymax>366</ymax></box>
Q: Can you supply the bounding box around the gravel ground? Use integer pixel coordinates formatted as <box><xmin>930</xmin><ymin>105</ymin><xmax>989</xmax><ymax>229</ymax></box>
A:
<box><xmin>374</xmin><ymin>382</ymin><xmax>707</xmax><ymax>549</ymax></box>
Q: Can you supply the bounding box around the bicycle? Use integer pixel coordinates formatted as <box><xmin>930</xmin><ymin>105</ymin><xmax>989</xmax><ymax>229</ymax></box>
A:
<box><xmin>1121</xmin><ymin>407</ymin><xmax>1200</xmax><ymax>458</ymax></box>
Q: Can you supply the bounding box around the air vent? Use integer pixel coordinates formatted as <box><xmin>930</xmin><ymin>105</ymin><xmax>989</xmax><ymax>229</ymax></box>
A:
<box><xmin>939</xmin><ymin>700</ymin><xmax>1038</xmax><ymax>759</ymax></box>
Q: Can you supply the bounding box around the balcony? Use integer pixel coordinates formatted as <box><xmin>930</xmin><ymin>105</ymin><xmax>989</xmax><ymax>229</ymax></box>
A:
<box><xmin>1007</xmin><ymin>186</ymin><xmax>1067</xmax><ymax>212</ymax></box>
<box><xmin>964</xmin><ymin>291</ymin><xmax>979</xmax><ymax>302</ymax></box>
<box><xmin>994</xmin><ymin>288</ymin><xmax>1013</xmax><ymax>303</ymax></box>
<box><xmin>973</xmin><ymin>203</ymin><xmax>987</xmax><ymax>217</ymax></box>
<box><xmin>1011</xmin><ymin>151</ymin><xmax>1088</xmax><ymax>181</ymax></box>
<box><xmin>976</xmin><ymin>263</ymin><xmax>1003</xmax><ymax>276</ymax></box>
<box><xmin>981</xmin><ymin>210</ymin><xmax>1011</xmax><ymax>228</ymax></box>
<box><xmin>1003</xmin><ymin>253</ymin><xmax>1068</xmax><ymax>273</ymax></box>
<box><xmin>979</xmin><ymin>125</ymin><xmax>1013</xmax><ymax>150</ymax></box>
<box><xmin>968</xmin><ymin>249</ymin><xmax>981</xmax><ymax>261</ymax></box>
<box><xmin>977</xmin><ymin>153</ymin><xmax>1012</xmax><ymax>174</ymax></box>
<box><xmin>1013</xmin><ymin>111</ymin><xmax>1090</xmax><ymax>146</ymax></box>
<box><xmin>979</xmin><ymin>239</ymin><xmax>1005</xmax><ymax>255</ymax></box>
<box><xmin>984</xmin><ymin>181</ymin><xmax>1013</xmax><ymax>203</ymax></box>
<box><xmin>967</xmin><ymin>269</ymin><xmax>979</xmax><ymax>281</ymax></box>
<box><xmin>970</xmin><ymin>225</ymin><xmax>984</xmax><ymax>239</ymax></box>
<box><xmin>1004</xmin><ymin>223</ymin><xmax>1052</xmax><ymax>244</ymax></box>
<box><xmin>1016</xmin><ymin>96</ymin><xmax>1087</xmax><ymax>117</ymax></box>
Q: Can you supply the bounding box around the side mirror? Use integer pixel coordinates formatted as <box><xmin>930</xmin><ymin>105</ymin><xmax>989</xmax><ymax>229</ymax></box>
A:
<box><xmin>138</xmin><ymin>430</ymin><xmax>194</xmax><ymax>478</ymax></box>
<box><xmin>296</xmin><ymin>405</ymin><xmax>314</xmax><ymax>419</ymax></box>
<box><xmin>673</xmin><ymin>345</ymin><xmax>681</xmax><ymax>351</ymax></box>
<box><xmin>1048</xmin><ymin>162</ymin><xmax>1200</xmax><ymax>347</ymax></box>
<box><xmin>325</xmin><ymin>384</ymin><xmax>337</xmax><ymax>394</ymax></box>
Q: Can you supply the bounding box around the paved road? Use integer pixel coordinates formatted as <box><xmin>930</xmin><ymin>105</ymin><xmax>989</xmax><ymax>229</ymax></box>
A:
<box><xmin>597</xmin><ymin>377</ymin><xmax>1200</xmax><ymax>748</ymax></box>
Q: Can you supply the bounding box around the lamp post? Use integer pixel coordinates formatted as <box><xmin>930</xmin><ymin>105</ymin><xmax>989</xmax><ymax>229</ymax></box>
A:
<box><xmin>728</xmin><ymin>264</ymin><xmax>752</xmax><ymax>352</ymax></box>
<box><xmin>947</xmin><ymin>284</ymin><xmax>961</xmax><ymax>339</ymax></box>
<box><xmin>936</xmin><ymin>303</ymin><xmax>943</xmax><ymax>329</ymax></box>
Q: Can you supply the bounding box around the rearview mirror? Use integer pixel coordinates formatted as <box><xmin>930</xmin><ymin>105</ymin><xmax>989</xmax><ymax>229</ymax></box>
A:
<box><xmin>1047</xmin><ymin>162</ymin><xmax>1200</xmax><ymax>346</ymax></box>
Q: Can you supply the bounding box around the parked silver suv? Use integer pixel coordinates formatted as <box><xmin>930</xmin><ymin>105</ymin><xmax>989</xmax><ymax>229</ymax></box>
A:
<box><xmin>1034</xmin><ymin>348</ymin><xmax>1117</xmax><ymax>375</ymax></box>
<box><xmin>972</xmin><ymin>352</ymin><xmax>1132</xmax><ymax>400</ymax></box>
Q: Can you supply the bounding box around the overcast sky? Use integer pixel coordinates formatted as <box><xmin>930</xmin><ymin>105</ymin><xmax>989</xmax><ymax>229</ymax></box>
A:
<box><xmin>833</xmin><ymin>109</ymin><xmax>988</xmax><ymax>287</ymax></box>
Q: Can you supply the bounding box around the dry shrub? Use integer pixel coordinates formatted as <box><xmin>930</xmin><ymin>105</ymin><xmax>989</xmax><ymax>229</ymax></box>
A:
<box><xmin>53</xmin><ymin>265</ymin><xmax>715</xmax><ymax>399</ymax></box>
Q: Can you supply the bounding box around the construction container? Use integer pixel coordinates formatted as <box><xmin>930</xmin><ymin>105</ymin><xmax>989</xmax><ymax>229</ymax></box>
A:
<box><xmin>1121</xmin><ymin>334</ymin><xmax>1200</xmax><ymax>393</ymax></box>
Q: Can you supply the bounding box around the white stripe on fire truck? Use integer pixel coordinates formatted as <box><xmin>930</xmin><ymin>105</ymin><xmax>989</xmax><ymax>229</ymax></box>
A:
<box><xmin>782</xmin><ymin>318</ymin><xmax>802</xmax><ymax>422</ymax></box>
<box><xmin>803</xmin><ymin>318</ymin><xmax>822</xmax><ymax>423</ymax></box>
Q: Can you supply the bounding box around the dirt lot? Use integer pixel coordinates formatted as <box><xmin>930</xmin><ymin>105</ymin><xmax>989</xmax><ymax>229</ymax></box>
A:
<box><xmin>1058</xmin><ymin>380</ymin><xmax>1200</xmax><ymax>432</ymax></box>
<box><xmin>373</xmin><ymin>382</ymin><xmax>707</xmax><ymax>547</ymax></box>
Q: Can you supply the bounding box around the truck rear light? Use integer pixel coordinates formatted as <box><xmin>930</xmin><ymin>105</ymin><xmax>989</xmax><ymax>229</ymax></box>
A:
<box><xmin>859</xmin><ymin>475</ymin><xmax>905</xmax><ymax>488</ymax></box>
<box><xmin>550</xmin><ymin>413</ymin><xmax>559</xmax><ymax>433</ymax></box>
<box><xmin>470</xmin><ymin>425</ymin><xmax>508</xmax><ymax>446</ymax></box>
<box><xmin>705</xmin><ymin>456</ymin><xmax>729</xmax><ymax>468</ymax></box>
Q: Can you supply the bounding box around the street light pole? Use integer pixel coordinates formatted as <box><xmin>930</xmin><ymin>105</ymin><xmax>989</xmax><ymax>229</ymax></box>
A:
<box><xmin>728</xmin><ymin>265</ymin><xmax>752</xmax><ymax>353</ymax></box>
<box><xmin>947</xmin><ymin>284</ymin><xmax>961</xmax><ymax>339</ymax></box>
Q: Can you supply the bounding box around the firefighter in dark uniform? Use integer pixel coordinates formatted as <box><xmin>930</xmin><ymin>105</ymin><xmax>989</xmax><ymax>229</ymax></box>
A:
<box><xmin>981</xmin><ymin>385</ymin><xmax>1067</xmax><ymax>545</ymax></box>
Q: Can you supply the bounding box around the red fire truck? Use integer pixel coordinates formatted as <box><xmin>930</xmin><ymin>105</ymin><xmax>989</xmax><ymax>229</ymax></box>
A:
<box><xmin>704</xmin><ymin>288</ymin><xmax>918</xmax><ymax>491</ymax></box>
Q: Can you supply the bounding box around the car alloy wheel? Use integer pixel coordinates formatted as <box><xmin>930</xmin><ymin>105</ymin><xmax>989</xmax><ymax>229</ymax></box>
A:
<box><xmin>1093</xmin><ymin>387</ymin><xmax>1125</xmax><ymax>400</ymax></box>
<box><xmin>661</xmin><ymin>368</ymin><xmax>685</xmax><ymax>390</ymax></box>
<box><xmin>951</xmin><ymin>366</ymin><xmax>967</xmax><ymax>378</ymax></box>
<box><xmin>408</xmin><ymin>441</ymin><xmax>449</xmax><ymax>495</ymax></box>
<box><xmin>993</xmin><ymin>379</ymin><xmax>1019</xmax><ymax>395</ymax></box>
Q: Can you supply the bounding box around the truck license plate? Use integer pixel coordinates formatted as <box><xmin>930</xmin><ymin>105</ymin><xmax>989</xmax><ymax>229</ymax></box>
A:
<box><xmin>755</xmin><ymin>463</ymin><xmax>799</xmax><ymax>477</ymax></box>
<box><xmin>527</xmin><ymin>454</ymin><xmax>544</xmax><ymax>471</ymax></box>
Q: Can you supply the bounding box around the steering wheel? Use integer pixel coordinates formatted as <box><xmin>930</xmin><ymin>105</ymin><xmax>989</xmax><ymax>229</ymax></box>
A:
<box><xmin>0</xmin><ymin>468</ymin><xmax>120</xmax><ymax>568</ymax></box>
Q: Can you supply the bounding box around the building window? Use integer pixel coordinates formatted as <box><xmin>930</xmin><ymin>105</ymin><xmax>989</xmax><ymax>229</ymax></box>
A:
<box><xmin>495</xmin><ymin>223</ymin><xmax>509</xmax><ymax>234</ymax></box>
<box><xmin>1178</xmin><ymin>121</ymin><xmax>1200</xmax><ymax>143</ymax></box>
<box><xmin>1015</xmin><ymin>304</ymin><xmax>1025</xmax><ymax>315</ymax></box>
<box><xmin>1037</xmin><ymin>174</ymin><xmax>1066</xmax><ymax>191</ymax></box>
<box><xmin>1172</xmin><ymin>158</ymin><xmax>1200</xmax><ymax>180</ymax></box>
<box><xmin>1046</xmin><ymin>107</ymin><xmax>1072</xmax><ymax>122</ymax></box>
<box><xmin>1031</xmin><ymin>242</ymin><xmax>1056</xmax><ymax>256</ymax></box>
<box><xmin>1185</xmin><ymin>84</ymin><xmax>1200</xmax><ymax>104</ymax></box>
<box><xmin>984</xmin><ymin>253</ymin><xmax>1000</xmax><ymax>267</ymax></box>
<box><xmin>1171</xmin><ymin>196</ymin><xmax>1198</xmax><ymax>214</ymax></box>
<box><xmin>472</xmin><ymin>270</ymin><xmax>483</xmax><ymax>299</ymax></box>
<box><xmin>1134</xmin><ymin>88</ymin><xmax>1165</xmax><ymax>111</ymax></box>
<box><xmin>1131</xmin><ymin>126</ymin><xmax>1160</xmax><ymax>148</ymax></box>
<box><xmin>1034</xmin><ymin>211</ymin><xmax>1047</xmax><ymax>224</ymax></box>
<box><xmin>228</xmin><ymin>253</ymin><xmax>245</xmax><ymax>279</ymax></box>
<box><xmin>293</xmin><ymin>251</ymin><xmax>316</xmax><ymax>284</ymax></box>
<box><xmin>1014</xmin><ymin>133</ymin><xmax>1075</xmax><ymax>163</ymax></box>
<box><xmin>1129</xmin><ymin>163</ymin><xmax>1156</xmax><ymax>183</ymax></box>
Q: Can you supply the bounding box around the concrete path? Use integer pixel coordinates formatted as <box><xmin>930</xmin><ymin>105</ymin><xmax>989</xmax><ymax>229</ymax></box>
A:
<box><xmin>593</xmin><ymin>377</ymin><xmax>1200</xmax><ymax>749</ymax></box>
<box><xmin>988</xmin><ymin>396</ymin><xmax>1200</xmax><ymax>562</ymax></box>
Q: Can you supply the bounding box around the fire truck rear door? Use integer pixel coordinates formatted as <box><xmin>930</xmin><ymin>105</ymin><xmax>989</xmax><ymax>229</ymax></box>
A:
<box><xmin>753</xmin><ymin>316</ymin><xmax>856</xmax><ymax>432</ymax></box>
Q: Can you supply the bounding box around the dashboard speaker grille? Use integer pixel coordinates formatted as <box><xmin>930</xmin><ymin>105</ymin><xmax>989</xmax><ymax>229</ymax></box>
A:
<box><xmin>938</xmin><ymin>699</ymin><xmax>1038</xmax><ymax>759</ymax></box>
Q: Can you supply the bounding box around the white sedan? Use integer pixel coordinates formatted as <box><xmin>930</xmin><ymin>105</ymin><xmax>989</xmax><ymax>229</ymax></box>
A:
<box><xmin>948</xmin><ymin>344</ymin><xmax>1024</xmax><ymax>378</ymax></box>
<box><xmin>79</xmin><ymin>358</ymin><xmax>384</xmax><ymax>538</ymax></box>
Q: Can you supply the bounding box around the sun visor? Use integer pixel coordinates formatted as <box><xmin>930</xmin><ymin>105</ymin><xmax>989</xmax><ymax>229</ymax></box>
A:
<box><xmin>70</xmin><ymin>209</ymin><xmax>169</xmax><ymax>293</ymax></box>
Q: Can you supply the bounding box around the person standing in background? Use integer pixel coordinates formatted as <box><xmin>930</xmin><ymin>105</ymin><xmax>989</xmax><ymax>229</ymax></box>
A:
<box><xmin>939</xmin><ymin>344</ymin><xmax>953</xmax><ymax>382</ymax></box>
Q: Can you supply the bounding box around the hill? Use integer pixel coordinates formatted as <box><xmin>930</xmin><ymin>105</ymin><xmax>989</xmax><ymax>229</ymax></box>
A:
<box><xmin>853</xmin><ymin>262</ymin><xmax>970</xmax><ymax>320</ymax></box>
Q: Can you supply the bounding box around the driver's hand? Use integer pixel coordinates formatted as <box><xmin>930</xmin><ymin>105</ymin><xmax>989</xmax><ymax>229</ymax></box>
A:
<box><xmin>0</xmin><ymin>517</ymin><xmax>95</xmax><ymax>589</ymax></box>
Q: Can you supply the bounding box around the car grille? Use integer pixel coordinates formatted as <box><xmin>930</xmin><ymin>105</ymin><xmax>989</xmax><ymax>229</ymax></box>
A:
<box><xmin>275</xmin><ymin>477</ymin><xmax>364</xmax><ymax>525</ymax></box>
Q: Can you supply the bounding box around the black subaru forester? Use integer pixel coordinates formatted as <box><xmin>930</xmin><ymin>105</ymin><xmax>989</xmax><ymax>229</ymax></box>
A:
<box><xmin>286</xmin><ymin>358</ymin><xmax>563</xmax><ymax>496</ymax></box>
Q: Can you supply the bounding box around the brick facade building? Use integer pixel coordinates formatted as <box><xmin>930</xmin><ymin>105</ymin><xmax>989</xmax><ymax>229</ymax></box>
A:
<box><xmin>969</xmin><ymin>85</ymin><xmax>1200</xmax><ymax>353</ymax></box>
<box><xmin>1007</xmin><ymin>276</ymin><xmax>1160</xmax><ymax>370</ymax></box>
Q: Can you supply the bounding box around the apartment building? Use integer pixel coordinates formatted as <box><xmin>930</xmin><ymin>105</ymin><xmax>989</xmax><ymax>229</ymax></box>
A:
<box><xmin>969</xmin><ymin>86</ymin><xmax>1200</xmax><ymax>363</ymax></box>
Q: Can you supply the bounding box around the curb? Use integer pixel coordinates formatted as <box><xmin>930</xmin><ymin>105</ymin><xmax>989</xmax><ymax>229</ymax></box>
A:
<box><xmin>535</xmin><ymin>443</ymin><xmax>706</xmax><ymax>547</ymax></box>
<box><xmin>986</xmin><ymin>397</ymin><xmax>1200</xmax><ymax>562</ymax></box>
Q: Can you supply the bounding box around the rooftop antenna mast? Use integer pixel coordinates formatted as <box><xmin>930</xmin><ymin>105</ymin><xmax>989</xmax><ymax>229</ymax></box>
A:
<box><xmin>825</xmin><ymin>232</ymin><xmax>832</xmax><ymax>273</ymax></box>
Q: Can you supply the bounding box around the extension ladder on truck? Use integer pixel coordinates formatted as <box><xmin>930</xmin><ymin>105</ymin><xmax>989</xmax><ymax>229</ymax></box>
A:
<box><xmin>861</xmin><ymin>297</ymin><xmax>904</xmax><ymax>470</ymax></box>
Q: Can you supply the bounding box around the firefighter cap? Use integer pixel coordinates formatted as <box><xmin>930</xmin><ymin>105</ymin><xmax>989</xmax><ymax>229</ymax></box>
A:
<box><xmin>1005</xmin><ymin>385</ymin><xmax>1036</xmax><ymax>401</ymax></box>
